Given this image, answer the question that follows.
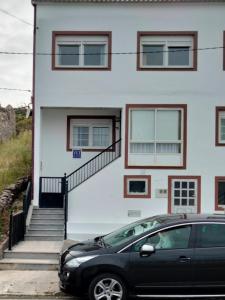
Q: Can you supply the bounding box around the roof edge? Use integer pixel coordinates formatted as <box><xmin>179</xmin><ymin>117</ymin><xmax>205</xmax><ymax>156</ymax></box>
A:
<box><xmin>32</xmin><ymin>0</ymin><xmax>225</xmax><ymax>4</ymax></box>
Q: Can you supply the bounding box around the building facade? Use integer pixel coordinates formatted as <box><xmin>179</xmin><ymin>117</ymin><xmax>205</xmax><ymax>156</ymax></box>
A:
<box><xmin>32</xmin><ymin>0</ymin><xmax>225</xmax><ymax>240</ymax></box>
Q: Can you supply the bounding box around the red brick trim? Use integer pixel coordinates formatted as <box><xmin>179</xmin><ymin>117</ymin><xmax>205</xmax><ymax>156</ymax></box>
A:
<box><xmin>168</xmin><ymin>176</ymin><xmax>201</xmax><ymax>214</ymax></box>
<box><xmin>137</xmin><ymin>31</ymin><xmax>198</xmax><ymax>71</ymax></box>
<box><xmin>125</xmin><ymin>104</ymin><xmax>187</xmax><ymax>169</ymax></box>
<box><xmin>215</xmin><ymin>176</ymin><xmax>225</xmax><ymax>211</ymax></box>
<box><xmin>66</xmin><ymin>115</ymin><xmax>116</xmax><ymax>152</ymax></box>
<box><xmin>215</xmin><ymin>106</ymin><xmax>225</xmax><ymax>146</ymax></box>
<box><xmin>52</xmin><ymin>31</ymin><xmax>112</xmax><ymax>71</ymax></box>
<box><xmin>124</xmin><ymin>175</ymin><xmax>151</xmax><ymax>198</ymax></box>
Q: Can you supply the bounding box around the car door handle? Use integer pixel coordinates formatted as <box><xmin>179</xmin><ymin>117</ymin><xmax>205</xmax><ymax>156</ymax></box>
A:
<box><xmin>179</xmin><ymin>256</ymin><xmax>191</xmax><ymax>263</ymax></box>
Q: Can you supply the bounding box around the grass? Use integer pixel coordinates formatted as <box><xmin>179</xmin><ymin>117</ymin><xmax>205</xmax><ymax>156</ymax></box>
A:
<box><xmin>0</xmin><ymin>130</ymin><xmax>32</xmax><ymax>194</ymax></box>
<box><xmin>0</xmin><ymin>130</ymin><xmax>32</xmax><ymax>241</ymax></box>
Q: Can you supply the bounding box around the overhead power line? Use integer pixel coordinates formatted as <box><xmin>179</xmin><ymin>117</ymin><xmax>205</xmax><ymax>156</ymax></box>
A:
<box><xmin>0</xmin><ymin>8</ymin><xmax>33</xmax><ymax>27</ymax></box>
<box><xmin>0</xmin><ymin>46</ymin><xmax>223</xmax><ymax>56</ymax></box>
<box><xmin>0</xmin><ymin>87</ymin><xmax>31</xmax><ymax>93</ymax></box>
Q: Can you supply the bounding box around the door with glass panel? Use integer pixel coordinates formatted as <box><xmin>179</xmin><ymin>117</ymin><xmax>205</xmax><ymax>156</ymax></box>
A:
<box><xmin>170</xmin><ymin>178</ymin><xmax>199</xmax><ymax>214</ymax></box>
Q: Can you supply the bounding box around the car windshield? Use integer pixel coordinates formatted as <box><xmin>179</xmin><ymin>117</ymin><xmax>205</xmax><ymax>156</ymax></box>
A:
<box><xmin>103</xmin><ymin>217</ymin><xmax>162</xmax><ymax>247</ymax></box>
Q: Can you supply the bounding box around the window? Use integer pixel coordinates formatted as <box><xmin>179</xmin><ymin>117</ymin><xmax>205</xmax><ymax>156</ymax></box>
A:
<box><xmin>196</xmin><ymin>224</ymin><xmax>225</xmax><ymax>248</ymax></box>
<box><xmin>125</xmin><ymin>104</ymin><xmax>187</xmax><ymax>168</ymax></box>
<box><xmin>124</xmin><ymin>175</ymin><xmax>151</xmax><ymax>198</ymax></box>
<box><xmin>52</xmin><ymin>31</ymin><xmax>112</xmax><ymax>70</ymax></box>
<box><xmin>216</xmin><ymin>107</ymin><xmax>225</xmax><ymax>146</ymax></box>
<box><xmin>137</xmin><ymin>32</ymin><xmax>197</xmax><ymax>70</ymax></box>
<box><xmin>215</xmin><ymin>177</ymin><xmax>225</xmax><ymax>211</ymax></box>
<box><xmin>130</xmin><ymin>225</ymin><xmax>191</xmax><ymax>252</ymax></box>
<box><xmin>67</xmin><ymin>116</ymin><xmax>115</xmax><ymax>151</ymax></box>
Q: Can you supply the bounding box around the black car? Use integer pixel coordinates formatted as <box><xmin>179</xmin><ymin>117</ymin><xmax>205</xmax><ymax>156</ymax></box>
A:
<box><xmin>59</xmin><ymin>214</ymin><xmax>225</xmax><ymax>299</ymax></box>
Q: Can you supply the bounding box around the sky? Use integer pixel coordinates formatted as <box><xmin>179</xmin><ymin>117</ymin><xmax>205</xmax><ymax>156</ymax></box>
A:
<box><xmin>0</xmin><ymin>0</ymin><xmax>33</xmax><ymax>108</ymax></box>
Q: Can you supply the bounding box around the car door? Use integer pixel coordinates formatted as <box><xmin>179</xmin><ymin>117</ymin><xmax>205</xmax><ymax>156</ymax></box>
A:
<box><xmin>192</xmin><ymin>222</ymin><xmax>225</xmax><ymax>291</ymax></box>
<box><xmin>126</xmin><ymin>224</ymin><xmax>195</xmax><ymax>295</ymax></box>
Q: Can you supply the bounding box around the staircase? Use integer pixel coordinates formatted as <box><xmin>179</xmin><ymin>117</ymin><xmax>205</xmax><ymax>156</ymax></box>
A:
<box><xmin>0</xmin><ymin>208</ymin><xmax>64</xmax><ymax>270</ymax></box>
<box><xmin>25</xmin><ymin>208</ymin><xmax>64</xmax><ymax>241</ymax></box>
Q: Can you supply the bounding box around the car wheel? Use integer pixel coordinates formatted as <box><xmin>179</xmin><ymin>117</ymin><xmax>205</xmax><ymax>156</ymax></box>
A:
<box><xmin>88</xmin><ymin>273</ymin><xmax>127</xmax><ymax>300</ymax></box>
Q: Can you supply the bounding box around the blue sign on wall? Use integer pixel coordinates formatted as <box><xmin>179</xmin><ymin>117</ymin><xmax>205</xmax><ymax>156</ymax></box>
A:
<box><xmin>73</xmin><ymin>149</ymin><xmax>82</xmax><ymax>159</ymax></box>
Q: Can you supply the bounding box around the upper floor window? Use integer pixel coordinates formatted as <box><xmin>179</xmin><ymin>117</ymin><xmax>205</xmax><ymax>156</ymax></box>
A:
<box><xmin>137</xmin><ymin>31</ymin><xmax>197</xmax><ymax>71</ymax></box>
<box><xmin>216</xmin><ymin>107</ymin><xmax>225</xmax><ymax>146</ymax></box>
<box><xmin>52</xmin><ymin>31</ymin><xmax>112</xmax><ymax>70</ymax></box>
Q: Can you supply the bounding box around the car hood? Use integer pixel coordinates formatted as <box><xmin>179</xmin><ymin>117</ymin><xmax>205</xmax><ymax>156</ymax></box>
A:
<box><xmin>68</xmin><ymin>238</ymin><xmax>103</xmax><ymax>254</ymax></box>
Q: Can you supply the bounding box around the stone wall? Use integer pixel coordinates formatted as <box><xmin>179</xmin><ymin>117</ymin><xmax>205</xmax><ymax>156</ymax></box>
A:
<box><xmin>0</xmin><ymin>105</ymin><xmax>16</xmax><ymax>142</ymax></box>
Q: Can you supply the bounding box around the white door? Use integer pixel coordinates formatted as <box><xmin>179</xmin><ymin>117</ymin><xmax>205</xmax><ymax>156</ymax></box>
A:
<box><xmin>171</xmin><ymin>179</ymin><xmax>198</xmax><ymax>213</ymax></box>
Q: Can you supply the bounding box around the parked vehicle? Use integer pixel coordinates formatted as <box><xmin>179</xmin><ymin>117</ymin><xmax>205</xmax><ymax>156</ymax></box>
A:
<box><xmin>59</xmin><ymin>214</ymin><xmax>225</xmax><ymax>299</ymax></box>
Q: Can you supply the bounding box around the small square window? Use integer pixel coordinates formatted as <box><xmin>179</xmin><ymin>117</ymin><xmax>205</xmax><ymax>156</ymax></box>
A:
<box><xmin>168</xmin><ymin>46</ymin><xmax>190</xmax><ymax>66</ymax></box>
<box><xmin>124</xmin><ymin>176</ymin><xmax>151</xmax><ymax>198</ymax></box>
<box><xmin>59</xmin><ymin>45</ymin><xmax>80</xmax><ymax>66</ymax></box>
<box><xmin>142</xmin><ymin>45</ymin><xmax>164</xmax><ymax>66</ymax></box>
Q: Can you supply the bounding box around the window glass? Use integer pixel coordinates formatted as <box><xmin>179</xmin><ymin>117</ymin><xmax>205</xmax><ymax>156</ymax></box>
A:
<box><xmin>197</xmin><ymin>224</ymin><xmax>225</xmax><ymax>248</ymax></box>
<box><xmin>157</xmin><ymin>110</ymin><xmax>180</xmax><ymax>141</ymax></box>
<box><xmin>93</xmin><ymin>127</ymin><xmax>110</xmax><ymax>147</ymax></box>
<box><xmin>142</xmin><ymin>45</ymin><xmax>164</xmax><ymax>66</ymax></box>
<box><xmin>103</xmin><ymin>217</ymin><xmax>162</xmax><ymax>248</ymax></box>
<box><xmin>84</xmin><ymin>45</ymin><xmax>105</xmax><ymax>66</ymax></box>
<box><xmin>131</xmin><ymin>110</ymin><xmax>155</xmax><ymax>141</ymax></box>
<box><xmin>218</xmin><ymin>181</ymin><xmax>225</xmax><ymax>206</ymax></box>
<box><xmin>220</xmin><ymin>118</ymin><xmax>225</xmax><ymax>141</ymax></box>
<box><xmin>73</xmin><ymin>126</ymin><xmax>89</xmax><ymax>147</ymax></box>
<box><xmin>130</xmin><ymin>226</ymin><xmax>191</xmax><ymax>252</ymax></box>
<box><xmin>59</xmin><ymin>45</ymin><xmax>80</xmax><ymax>66</ymax></box>
<box><xmin>129</xmin><ymin>180</ymin><xmax>146</xmax><ymax>194</ymax></box>
<box><xmin>168</xmin><ymin>46</ymin><xmax>190</xmax><ymax>66</ymax></box>
<box><xmin>130</xmin><ymin>109</ymin><xmax>182</xmax><ymax>155</ymax></box>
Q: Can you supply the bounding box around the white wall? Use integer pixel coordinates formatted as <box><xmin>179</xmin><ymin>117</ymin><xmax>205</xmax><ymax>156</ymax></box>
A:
<box><xmin>34</xmin><ymin>2</ymin><xmax>225</xmax><ymax>235</ymax></box>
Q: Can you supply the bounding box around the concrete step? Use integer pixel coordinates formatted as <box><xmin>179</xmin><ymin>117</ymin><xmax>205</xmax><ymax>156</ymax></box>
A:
<box><xmin>31</xmin><ymin>218</ymin><xmax>64</xmax><ymax>225</ymax></box>
<box><xmin>0</xmin><ymin>258</ymin><xmax>59</xmax><ymax>270</ymax></box>
<box><xmin>27</xmin><ymin>229</ymin><xmax>64</xmax><ymax>236</ymax></box>
<box><xmin>25</xmin><ymin>235</ymin><xmax>64</xmax><ymax>241</ymax></box>
<box><xmin>4</xmin><ymin>250</ymin><xmax>59</xmax><ymax>260</ymax></box>
<box><xmin>32</xmin><ymin>214</ymin><xmax>64</xmax><ymax>220</ymax></box>
<box><xmin>33</xmin><ymin>210</ymin><xmax>64</xmax><ymax>215</ymax></box>
<box><xmin>29</xmin><ymin>224</ymin><xmax>64</xmax><ymax>230</ymax></box>
<box><xmin>33</xmin><ymin>208</ymin><xmax>64</xmax><ymax>214</ymax></box>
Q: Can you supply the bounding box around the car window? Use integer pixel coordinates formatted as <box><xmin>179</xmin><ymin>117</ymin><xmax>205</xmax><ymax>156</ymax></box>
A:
<box><xmin>129</xmin><ymin>225</ymin><xmax>192</xmax><ymax>252</ymax></box>
<box><xmin>196</xmin><ymin>223</ymin><xmax>225</xmax><ymax>248</ymax></box>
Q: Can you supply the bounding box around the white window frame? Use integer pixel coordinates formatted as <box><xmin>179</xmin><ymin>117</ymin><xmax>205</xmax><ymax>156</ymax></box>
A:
<box><xmin>127</xmin><ymin>178</ymin><xmax>148</xmax><ymax>196</ymax></box>
<box><xmin>218</xmin><ymin>111</ymin><xmax>225</xmax><ymax>144</ymax></box>
<box><xmin>55</xmin><ymin>35</ymin><xmax>108</xmax><ymax>68</ymax></box>
<box><xmin>129</xmin><ymin>108</ymin><xmax>184</xmax><ymax>158</ymax></box>
<box><xmin>140</xmin><ymin>35</ymin><xmax>193</xmax><ymax>69</ymax></box>
<box><xmin>70</xmin><ymin>119</ymin><xmax>112</xmax><ymax>150</ymax></box>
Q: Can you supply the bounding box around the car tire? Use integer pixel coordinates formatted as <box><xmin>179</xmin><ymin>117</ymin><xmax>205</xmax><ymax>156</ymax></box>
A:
<box><xmin>88</xmin><ymin>273</ymin><xmax>127</xmax><ymax>300</ymax></box>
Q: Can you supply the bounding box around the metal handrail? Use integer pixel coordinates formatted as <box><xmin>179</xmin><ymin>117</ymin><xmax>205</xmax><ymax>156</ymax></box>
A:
<box><xmin>66</xmin><ymin>139</ymin><xmax>121</xmax><ymax>192</ymax></box>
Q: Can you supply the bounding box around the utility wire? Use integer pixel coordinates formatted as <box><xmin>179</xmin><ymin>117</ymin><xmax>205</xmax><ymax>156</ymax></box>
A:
<box><xmin>0</xmin><ymin>8</ymin><xmax>33</xmax><ymax>27</ymax></box>
<box><xmin>0</xmin><ymin>87</ymin><xmax>31</xmax><ymax>93</ymax></box>
<box><xmin>0</xmin><ymin>46</ymin><xmax>223</xmax><ymax>56</ymax></box>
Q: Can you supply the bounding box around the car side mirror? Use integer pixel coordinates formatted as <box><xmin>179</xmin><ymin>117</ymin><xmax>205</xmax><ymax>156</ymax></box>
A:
<box><xmin>140</xmin><ymin>244</ymin><xmax>155</xmax><ymax>257</ymax></box>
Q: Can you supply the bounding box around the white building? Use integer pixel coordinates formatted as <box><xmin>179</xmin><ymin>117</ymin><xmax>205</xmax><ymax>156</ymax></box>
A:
<box><xmin>32</xmin><ymin>0</ymin><xmax>225</xmax><ymax>240</ymax></box>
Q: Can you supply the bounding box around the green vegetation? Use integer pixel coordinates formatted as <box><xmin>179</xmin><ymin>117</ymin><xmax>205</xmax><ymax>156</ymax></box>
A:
<box><xmin>0</xmin><ymin>107</ymin><xmax>32</xmax><ymax>241</ymax></box>
<box><xmin>0</xmin><ymin>130</ymin><xmax>32</xmax><ymax>194</ymax></box>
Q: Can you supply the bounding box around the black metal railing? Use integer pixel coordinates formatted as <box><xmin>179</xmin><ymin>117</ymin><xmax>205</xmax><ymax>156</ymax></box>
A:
<box><xmin>8</xmin><ymin>181</ymin><xmax>32</xmax><ymax>250</ymax></box>
<box><xmin>8</xmin><ymin>211</ymin><xmax>25</xmax><ymax>251</ymax></box>
<box><xmin>64</xmin><ymin>180</ymin><xmax>68</xmax><ymax>240</ymax></box>
<box><xmin>66</xmin><ymin>139</ymin><xmax>121</xmax><ymax>192</ymax></box>
<box><xmin>23</xmin><ymin>181</ymin><xmax>32</xmax><ymax>222</ymax></box>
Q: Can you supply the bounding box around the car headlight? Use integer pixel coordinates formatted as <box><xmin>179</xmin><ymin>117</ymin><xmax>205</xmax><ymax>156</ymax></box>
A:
<box><xmin>65</xmin><ymin>255</ymin><xmax>98</xmax><ymax>268</ymax></box>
